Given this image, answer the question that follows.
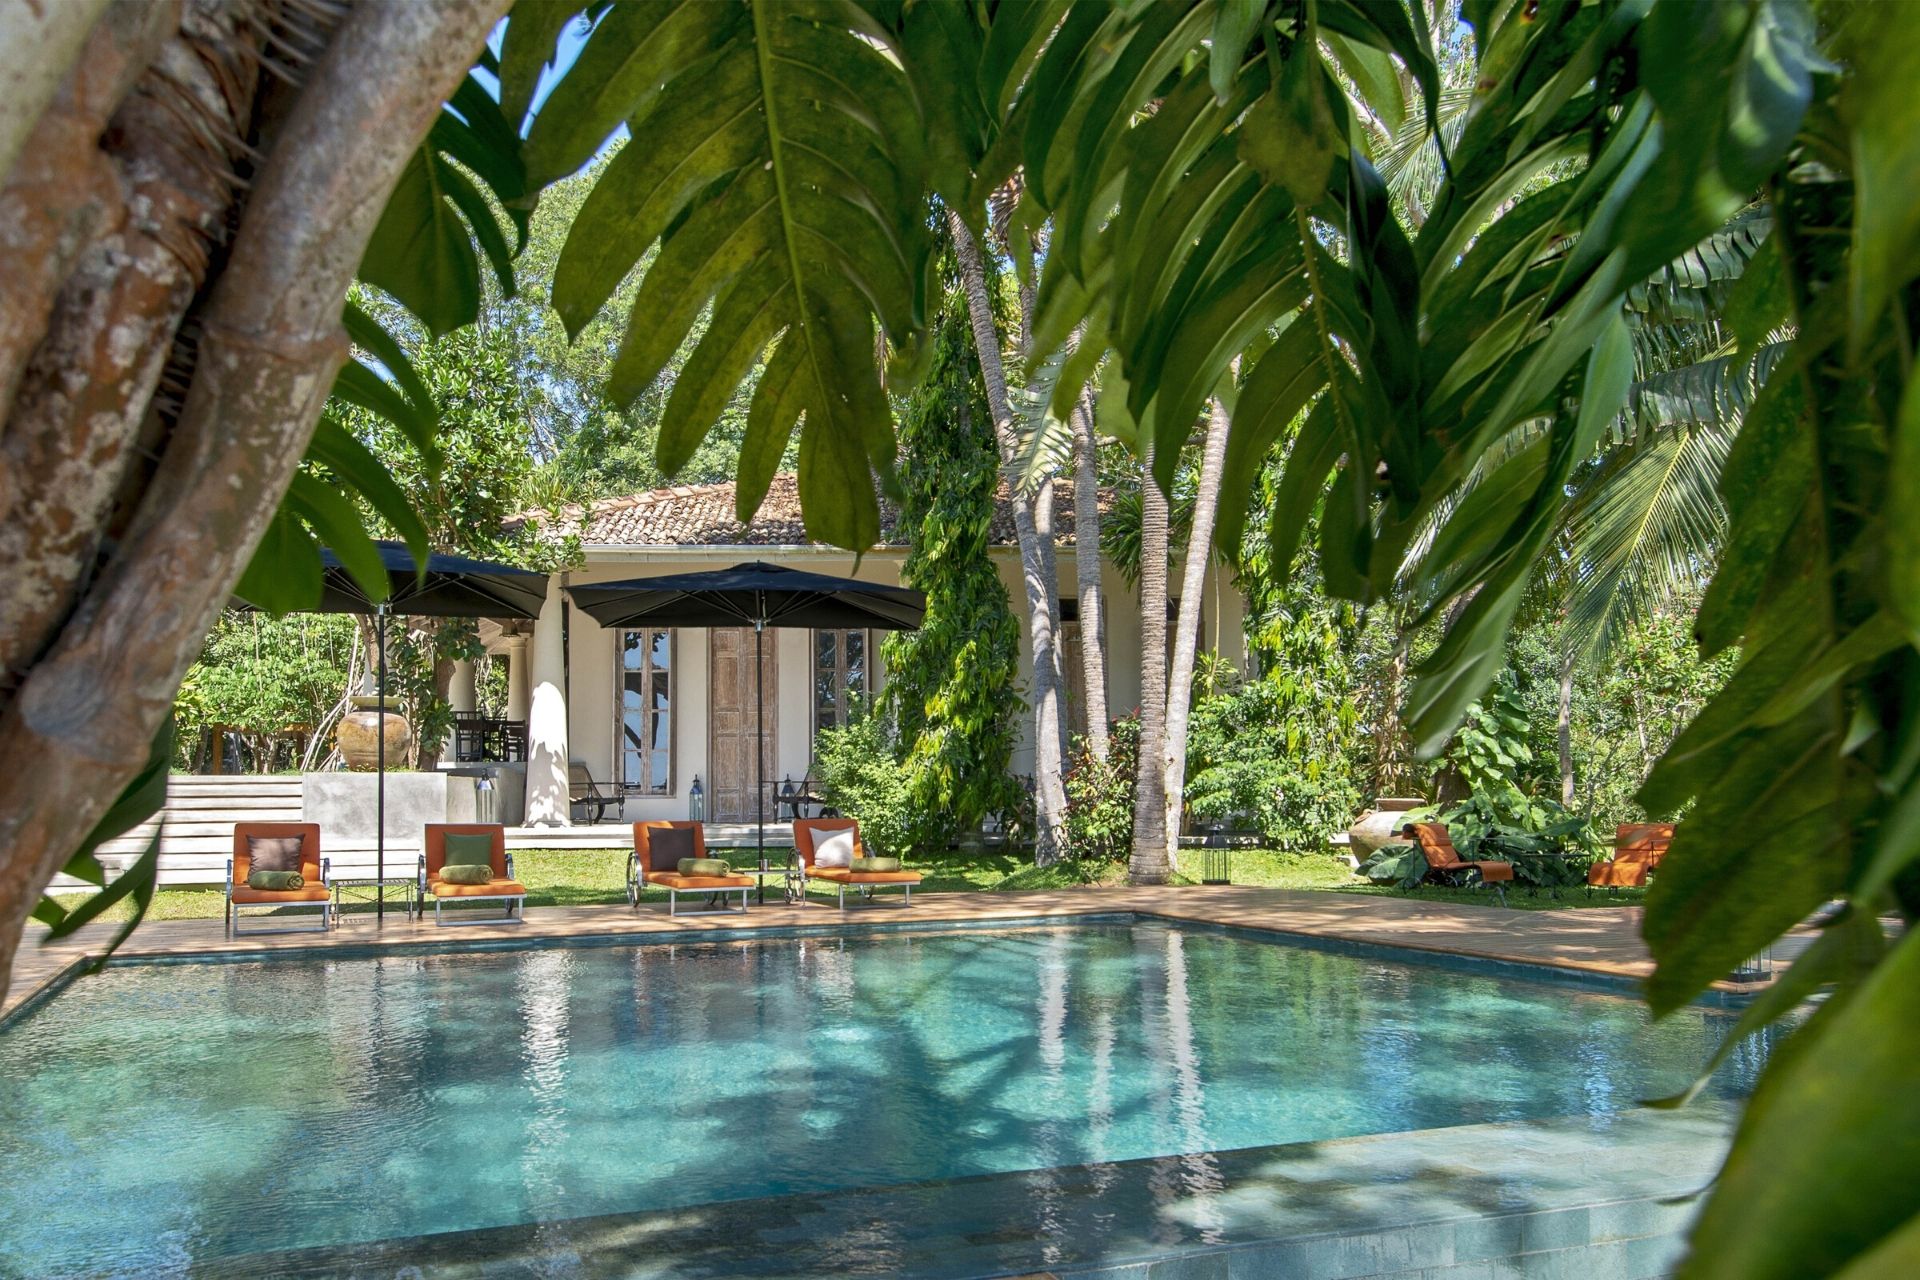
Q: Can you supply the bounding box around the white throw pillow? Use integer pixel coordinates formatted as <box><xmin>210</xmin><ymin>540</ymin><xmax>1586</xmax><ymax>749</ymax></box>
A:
<box><xmin>814</xmin><ymin>828</ymin><xmax>857</xmax><ymax>868</ymax></box>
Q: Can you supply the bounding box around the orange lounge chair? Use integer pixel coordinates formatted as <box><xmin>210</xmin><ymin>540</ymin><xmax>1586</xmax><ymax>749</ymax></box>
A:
<box><xmin>629</xmin><ymin>821</ymin><xmax>753</xmax><ymax>915</ymax></box>
<box><xmin>1404</xmin><ymin>821</ymin><xmax>1513</xmax><ymax>907</ymax></box>
<box><xmin>419</xmin><ymin>824</ymin><xmax>525</xmax><ymax>926</ymax></box>
<box><xmin>793</xmin><ymin>818</ymin><xmax>921</xmax><ymax>909</ymax></box>
<box><xmin>1587</xmin><ymin>822</ymin><xmax>1675</xmax><ymax>892</ymax></box>
<box><xmin>228</xmin><ymin>822</ymin><xmax>332</xmax><ymax>935</ymax></box>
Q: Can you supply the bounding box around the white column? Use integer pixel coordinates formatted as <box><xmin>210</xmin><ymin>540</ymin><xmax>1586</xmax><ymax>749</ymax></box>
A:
<box><xmin>523</xmin><ymin>580</ymin><xmax>571</xmax><ymax>827</ymax></box>
<box><xmin>504</xmin><ymin>634</ymin><xmax>531</xmax><ymax>722</ymax></box>
<box><xmin>450</xmin><ymin>658</ymin><xmax>476</xmax><ymax>714</ymax></box>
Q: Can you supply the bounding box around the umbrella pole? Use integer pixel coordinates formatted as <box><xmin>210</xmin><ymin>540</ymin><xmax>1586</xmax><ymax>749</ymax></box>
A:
<box><xmin>755</xmin><ymin>619</ymin><xmax>765</xmax><ymax>870</ymax></box>
<box><xmin>377</xmin><ymin>603</ymin><xmax>387</xmax><ymax>921</ymax></box>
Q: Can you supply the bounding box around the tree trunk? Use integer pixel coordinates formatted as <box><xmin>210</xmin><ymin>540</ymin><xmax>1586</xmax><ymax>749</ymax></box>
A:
<box><xmin>1071</xmin><ymin>385</ymin><xmax>1109</xmax><ymax>761</ymax></box>
<box><xmin>0</xmin><ymin>1</ymin><xmax>173</xmax><ymax>432</ymax></box>
<box><xmin>1131</xmin><ymin>440</ymin><xmax>1171</xmax><ymax>885</ymax></box>
<box><xmin>1163</xmin><ymin>394</ymin><xmax>1232</xmax><ymax>864</ymax></box>
<box><xmin>1557</xmin><ymin>646</ymin><xmax>1576</xmax><ymax>807</ymax></box>
<box><xmin>0</xmin><ymin>0</ymin><xmax>509</xmax><ymax>997</ymax></box>
<box><xmin>947</xmin><ymin>209</ymin><xmax>1070</xmax><ymax>866</ymax></box>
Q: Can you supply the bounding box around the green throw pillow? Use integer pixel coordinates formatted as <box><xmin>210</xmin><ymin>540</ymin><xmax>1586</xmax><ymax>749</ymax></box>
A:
<box><xmin>678</xmin><ymin>857</ymin><xmax>733</xmax><ymax>876</ymax></box>
<box><xmin>246</xmin><ymin>870</ymin><xmax>304</xmax><ymax>891</ymax></box>
<box><xmin>443</xmin><ymin>833</ymin><xmax>494</xmax><ymax>867</ymax></box>
<box><xmin>438</xmin><ymin>863</ymin><xmax>493</xmax><ymax>885</ymax></box>
<box><xmin>849</xmin><ymin>857</ymin><xmax>901</xmax><ymax>872</ymax></box>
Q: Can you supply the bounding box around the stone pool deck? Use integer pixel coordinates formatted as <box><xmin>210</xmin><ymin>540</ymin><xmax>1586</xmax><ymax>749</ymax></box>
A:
<box><xmin>3</xmin><ymin>884</ymin><xmax>1697</xmax><ymax>1018</ymax></box>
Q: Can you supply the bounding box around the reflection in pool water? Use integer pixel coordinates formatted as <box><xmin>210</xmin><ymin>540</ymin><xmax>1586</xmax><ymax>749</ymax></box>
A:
<box><xmin>0</xmin><ymin>922</ymin><xmax>1772</xmax><ymax>1276</ymax></box>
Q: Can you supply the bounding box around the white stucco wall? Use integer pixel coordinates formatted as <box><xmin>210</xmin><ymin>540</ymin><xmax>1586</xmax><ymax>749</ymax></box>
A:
<box><xmin>503</xmin><ymin>544</ymin><xmax>1250</xmax><ymax>822</ymax></box>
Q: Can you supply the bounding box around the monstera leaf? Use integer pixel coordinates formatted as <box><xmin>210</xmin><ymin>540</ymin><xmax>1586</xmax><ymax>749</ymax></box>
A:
<box><xmin>246</xmin><ymin>58</ymin><xmax>531</xmax><ymax>613</ymax></box>
<box><xmin>520</xmin><ymin>0</ymin><xmax>932</xmax><ymax>549</ymax></box>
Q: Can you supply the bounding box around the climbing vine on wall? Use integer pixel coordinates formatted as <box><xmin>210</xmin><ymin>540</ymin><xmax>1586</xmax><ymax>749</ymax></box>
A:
<box><xmin>882</xmin><ymin>287</ymin><xmax>1023</xmax><ymax>848</ymax></box>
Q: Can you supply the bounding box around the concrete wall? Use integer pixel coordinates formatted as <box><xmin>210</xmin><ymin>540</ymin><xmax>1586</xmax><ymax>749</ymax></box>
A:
<box><xmin>303</xmin><ymin>771</ymin><xmax>449</xmax><ymax>844</ymax></box>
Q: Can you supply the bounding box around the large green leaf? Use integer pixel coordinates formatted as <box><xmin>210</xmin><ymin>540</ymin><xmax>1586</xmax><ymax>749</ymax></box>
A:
<box><xmin>360</xmin><ymin>70</ymin><xmax>529</xmax><ymax>337</ymax></box>
<box><xmin>539</xmin><ymin>0</ymin><xmax>931</xmax><ymax>548</ymax></box>
<box><xmin>1679</xmin><ymin>930</ymin><xmax>1920</xmax><ymax>1279</ymax></box>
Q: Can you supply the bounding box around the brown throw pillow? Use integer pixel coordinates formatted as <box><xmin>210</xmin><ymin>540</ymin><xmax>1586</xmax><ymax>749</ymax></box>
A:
<box><xmin>647</xmin><ymin>825</ymin><xmax>697</xmax><ymax>872</ymax></box>
<box><xmin>246</xmin><ymin>835</ymin><xmax>304</xmax><ymax>874</ymax></box>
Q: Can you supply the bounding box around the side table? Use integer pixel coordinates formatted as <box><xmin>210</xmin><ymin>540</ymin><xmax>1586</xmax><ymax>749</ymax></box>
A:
<box><xmin>733</xmin><ymin>864</ymin><xmax>805</xmax><ymax>906</ymax></box>
<box><xmin>331</xmin><ymin>875</ymin><xmax>419</xmax><ymax>922</ymax></box>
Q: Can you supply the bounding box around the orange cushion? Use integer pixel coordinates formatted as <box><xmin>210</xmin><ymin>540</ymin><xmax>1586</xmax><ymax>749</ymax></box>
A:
<box><xmin>230</xmin><ymin>885</ymin><xmax>330</xmax><ymax>904</ymax></box>
<box><xmin>1588</xmin><ymin>860</ymin><xmax>1648</xmax><ymax>888</ymax></box>
<box><xmin>806</xmin><ymin>866</ymin><xmax>852</xmax><ymax>881</ymax></box>
<box><xmin>843</xmin><ymin>871</ymin><xmax>921</xmax><ymax>884</ymax></box>
<box><xmin>645</xmin><ymin>872</ymin><xmax>752</xmax><ymax>889</ymax></box>
<box><xmin>428</xmin><ymin>878</ymin><xmax>526</xmax><ymax>897</ymax></box>
<box><xmin>1470</xmin><ymin>861</ymin><xmax>1515</xmax><ymax>883</ymax></box>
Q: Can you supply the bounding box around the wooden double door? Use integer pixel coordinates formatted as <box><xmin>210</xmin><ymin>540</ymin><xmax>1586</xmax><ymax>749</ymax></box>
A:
<box><xmin>707</xmin><ymin>627</ymin><xmax>778</xmax><ymax>822</ymax></box>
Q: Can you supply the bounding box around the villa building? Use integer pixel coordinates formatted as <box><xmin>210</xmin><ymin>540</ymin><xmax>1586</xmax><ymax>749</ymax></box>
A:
<box><xmin>467</xmin><ymin>473</ymin><xmax>1249</xmax><ymax>828</ymax></box>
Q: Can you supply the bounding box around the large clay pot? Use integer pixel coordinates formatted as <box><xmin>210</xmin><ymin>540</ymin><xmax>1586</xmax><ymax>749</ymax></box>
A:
<box><xmin>1347</xmin><ymin>797</ymin><xmax>1427</xmax><ymax>857</ymax></box>
<box><xmin>337</xmin><ymin>696</ymin><xmax>411</xmax><ymax>771</ymax></box>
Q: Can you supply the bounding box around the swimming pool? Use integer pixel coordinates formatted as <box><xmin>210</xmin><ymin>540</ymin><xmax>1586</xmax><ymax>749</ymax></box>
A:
<box><xmin>0</xmin><ymin>919</ymin><xmax>1766</xmax><ymax>1277</ymax></box>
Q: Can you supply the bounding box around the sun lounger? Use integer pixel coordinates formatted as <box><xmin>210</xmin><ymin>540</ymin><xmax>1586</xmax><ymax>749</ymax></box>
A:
<box><xmin>419</xmin><ymin>824</ymin><xmax>525</xmax><ymax>925</ymax></box>
<box><xmin>227</xmin><ymin>822</ymin><xmax>332</xmax><ymax>935</ymax></box>
<box><xmin>1587</xmin><ymin>822</ymin><xmax>1675</xmax><ymax>893</ymax></box>
<box><xmin>569</xmin><ymin>762</ymin><xmax>621</xmax><ymax>825</ymax></box>
<box><xmin>793</xmin><ymin>818</ymin><xmax>921</xmax><ymax>909</ymax></box>
<box><xmin>1404</xmin><ymin>821</ymin><xmax>1513</xmax><ymax>907</ymax></box>
<box><xmin>629</xmin><ymin>821</ymin><xmax>752</xmax><ymax>915</ymax></box>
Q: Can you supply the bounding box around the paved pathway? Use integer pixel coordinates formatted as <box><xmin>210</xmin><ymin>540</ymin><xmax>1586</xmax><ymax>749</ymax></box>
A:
<box><xmin>4</xmin><ymin>884</ymin><xmax>1690</xmax><ymax>1019</ymax></box>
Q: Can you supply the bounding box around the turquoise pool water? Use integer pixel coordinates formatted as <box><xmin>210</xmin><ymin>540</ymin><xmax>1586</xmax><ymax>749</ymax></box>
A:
<box><xmin>0</xmin><ymin>921</ymin><xmax>1768</xmax><ymax>1277</ymax></box>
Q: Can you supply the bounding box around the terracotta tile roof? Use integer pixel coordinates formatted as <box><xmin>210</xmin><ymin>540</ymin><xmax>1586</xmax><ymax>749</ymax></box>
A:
<box><xmin>520</xmin><ymin>473</ymin><xmax>1108</xmax><ymax>548</ymax></box>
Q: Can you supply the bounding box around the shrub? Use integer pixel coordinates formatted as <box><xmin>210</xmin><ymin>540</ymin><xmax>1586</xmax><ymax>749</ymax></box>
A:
<box><xmin>811</xmin><ymin>708</ymin><xmax>915</xmax><ymax>858</ymax></box>
<box><xmin>1064</xmin><ymin>713</ymin><xmax>1139</xmax><ymax>861</ymax></box>
<box><xmin>1183</xmin><ymin>675</ymin><xmax>1363</xmax><ymax>848</ymax></box>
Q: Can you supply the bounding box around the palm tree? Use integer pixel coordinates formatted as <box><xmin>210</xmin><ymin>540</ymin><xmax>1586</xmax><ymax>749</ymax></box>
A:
<box><xmin>1130</xmin><ymin>437</ymin><xmax>1171</xmax><ymax>885</ymax></box>
<box><xmin>1162</xmin><ymin>392</ymin><xmax>1232</xmax><ymax>864</ymax></box>
<box><xmin>947</xmin><ymin>210</ymin><xmax>1073</xmax><ymax>866</ymax></box>
<box><xmin>1070</xmin><ymin>384</ymin><xmax>1110</xmax><ymax>762</ymax></box>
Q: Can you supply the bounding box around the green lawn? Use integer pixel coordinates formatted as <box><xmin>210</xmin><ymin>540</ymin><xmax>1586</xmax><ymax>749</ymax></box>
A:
<box><xmin>49</xmin><ymin>843</ymin><xmax>1639</xmax><ymax>923</ymax></box>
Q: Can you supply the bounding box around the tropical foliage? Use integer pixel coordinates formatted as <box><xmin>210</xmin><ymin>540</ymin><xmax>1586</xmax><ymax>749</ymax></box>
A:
<box><xmin>1064</xmin><ymin>714</ymin><xmax>1142</xmax><ymax>862</ymax></box>
<box><xmin>882</xmin><ymin>290</ymin><xmax>1024</xmax><ymax>847</ymax></box>
<box><xmin>810</xmin><ymin>704</ymin><xmax>916</xmax><ymax>859</ymax></box>
<box><xmin>6</xmin><ymin>3</ymin><xmax>1920</xmax><ymax>1273</ymax></box>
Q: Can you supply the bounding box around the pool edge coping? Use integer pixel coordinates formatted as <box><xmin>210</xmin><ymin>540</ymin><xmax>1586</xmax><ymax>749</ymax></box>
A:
<box><xmin>0</xmin><ymin>905</ymin><xmax>1758</xmax><ymax>1033</ymax></box>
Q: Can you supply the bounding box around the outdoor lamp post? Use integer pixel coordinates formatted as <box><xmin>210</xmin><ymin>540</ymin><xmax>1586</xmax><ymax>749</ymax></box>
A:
<box><xmin>688</xmin><ymin>774</ymin><xmax>705</xmax><ymax>823</ymax></box>
<box><xmin>1203</xmin><ymin>823</ymin><xmax>1231</xmax><ymax>885</ymax></box>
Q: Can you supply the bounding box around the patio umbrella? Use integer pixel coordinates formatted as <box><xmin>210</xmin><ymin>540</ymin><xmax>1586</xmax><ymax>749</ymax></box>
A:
<box><xmin>235</xmin><ymin>541</ymin><xmax>549</xmax><ymax>914</ymax></box>
<box><xmin>568</xmin><ymin>562</ymin><xmax>925</xmax><ymax>864</ymax></box>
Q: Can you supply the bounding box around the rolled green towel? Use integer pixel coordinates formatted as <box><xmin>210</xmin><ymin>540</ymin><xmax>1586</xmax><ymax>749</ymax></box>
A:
<box><xmin>849</xmin><ymin>857</ymin><xmax>901</xmax><ymax>872</ymax></box>
<box><xmin>437</xmin><ymin>862</ymin><xmax>493</xmax><ymax>885</ymax></box>
<box><xmin>678</xmin><ymin>857</ymin><xmax>733</xmax><ymax>876</ymax></box>
<box><xmin>246</xmin><ymin>870</ymin><xmax>304</xmax><ymax>891</ymax></box>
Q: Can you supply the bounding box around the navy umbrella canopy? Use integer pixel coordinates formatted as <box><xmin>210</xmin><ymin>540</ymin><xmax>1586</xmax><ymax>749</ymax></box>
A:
<box><xmin>568</xmin><ymin>563</ymin><xmax>924</xmax><ymax>865</ymax></box>
<box><xmin>567</xmin><ymin>561</ymin><xmax>924</xmax><ymax>632</ymax></box>
<box><xmin>234</xmin><ymin>541</ymin><xmax>549</xmax><ymax>917</ymax></box>
<box><xmin>235</xmin><ymin>540</ymin><xmax>550</xmax><ymax>619</ymax></box>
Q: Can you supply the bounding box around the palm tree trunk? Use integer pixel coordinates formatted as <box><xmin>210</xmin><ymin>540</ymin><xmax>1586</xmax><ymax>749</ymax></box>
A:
<box><xmin>1072</xmin><ymin>385</ymin><xmax>1109</xmax><ymax>761</ymax></box>
<box><xmin>1131</xmin><ymin>440</ymin><xmax>1171</xmax><ymax>884</ymax></box>
<box><xmin>1163</xmin><ymin>394</ymin><xmax>1232</xmax><ymax>863</ymax></box>
<box><xmin>947</xmin><ymin>209</ymin><xmax>1070</xmax><ymax>865</ymax></box>
<box><xmin>1557</xmin><ymin>647</ymin><xmax>1576</xmax><ymax>806</ymax></box>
